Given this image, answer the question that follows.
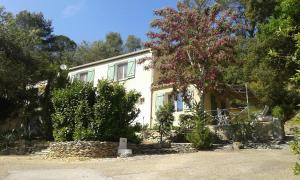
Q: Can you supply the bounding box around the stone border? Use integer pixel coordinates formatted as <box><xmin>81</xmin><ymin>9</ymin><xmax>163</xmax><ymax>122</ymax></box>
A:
<box><xmin>48</xmin><ymin>141</ymin><xmax>119</xmax><ymax>158</ymax></box>
<box><xmin>47</xmin><ymin>141</ymin><xmax>197</xmax><ymax>158</ymax></box>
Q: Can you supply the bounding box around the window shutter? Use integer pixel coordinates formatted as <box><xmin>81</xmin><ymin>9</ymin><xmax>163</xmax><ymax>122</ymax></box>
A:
<box><xmin>127</xmin><ymin>59</ymin><xmax>136</xmax><ymax>78</ymax></box>
<box><xmin>87</xmin><ymin>69</ymin><xmax>95</xmax><ymax>83</ymax></box>
<box><xmin>107</xmin><ymin>64</ymin><xmax>115</xmax><ymax>81</ymax></box>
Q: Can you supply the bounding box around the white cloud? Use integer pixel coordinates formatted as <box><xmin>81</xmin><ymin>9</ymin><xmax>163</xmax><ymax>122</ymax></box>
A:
<box><xmin>62</xmin><ymin>0</ymin><xmax>85</xmax><ymax>18</ymax></box>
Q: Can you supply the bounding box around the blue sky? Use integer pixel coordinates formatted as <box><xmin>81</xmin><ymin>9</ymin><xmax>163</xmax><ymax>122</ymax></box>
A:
<box><xmin>0</xmin><ymin>0</ymin><xmax>177</xmax><ymax>43</ymax></box>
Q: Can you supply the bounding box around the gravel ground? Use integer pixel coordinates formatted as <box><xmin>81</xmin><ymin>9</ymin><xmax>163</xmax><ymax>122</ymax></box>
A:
<box><xmin>0</xmin><ymin>148</ymin><xmax>298</xmax><ymax>180</ymax></box>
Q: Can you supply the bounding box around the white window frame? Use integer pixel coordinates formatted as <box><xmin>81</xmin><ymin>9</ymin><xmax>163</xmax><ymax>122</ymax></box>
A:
<box><xmin>78</xmin><ymin>71</ymin><xmax>88</xmax><ymax>82</ymax></box>
<box><xmin>116</xmin><ymin>62</ymin><xmax>128</xmax><ymax>81</ymax></box>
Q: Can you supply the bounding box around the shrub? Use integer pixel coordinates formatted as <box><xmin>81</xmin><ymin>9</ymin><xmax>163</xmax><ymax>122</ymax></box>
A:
<box><xmin>171</xmin><ymin>114</ymin><xmax>195</xmax><ymax>143</ymax></box>
<box><xmin>51</xmin><ymin>81</ymin><xmax>95</xmax><ymax>141</ymax></box>
<box><xmin>290</xmin><ymin>112</ymin><xmax>300</xmax><ymax>175</ymax></box>
<box><xmin>186</xmin><ymin>103</ymin><xmax>214</xmax><ymax>149</ymax></box>
<box><xmin>93</xmin><ymin>80</ymin><xmax>141</xmax><ymax>142</ymax></box>
<box><xmin>51</xmin><ymin>80</ymin><xmax>141</xmax><ymax>142</ymax></box>
<box><xmin>186</xmin><ymin>121</ymin><xmax>213</xmax><ymax>149</ymax></box>
<box><xmin>155</xmin><ymin>103</ymin><xmax>174</xmax><ymax>143</ymax></box>
<box><xmin>272</xmin><ymin>106</ymin><xmax>285</xmax><ymax>120</ymax></box>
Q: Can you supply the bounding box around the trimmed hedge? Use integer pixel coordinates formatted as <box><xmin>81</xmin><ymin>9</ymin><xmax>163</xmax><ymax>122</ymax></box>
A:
<box><xmin>51</xmin><ymin>80</ymin><xmax>141</xmax><ymax>143</ymax></box>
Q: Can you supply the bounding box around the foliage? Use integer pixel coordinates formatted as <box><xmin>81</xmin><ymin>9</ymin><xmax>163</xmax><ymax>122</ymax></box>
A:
<box><xmin>93</xmin><ymin>80</ymin><xmax>141</xmax><ymax>142</ymax></box>
<box><xmin>51</xmin><ymin>80</ymin><xmax>141</xmax><ymax>142</ymax></box>
<box><xmin>178</xmin><ymin>114</ymin><xmax>195</xmax><ymax>132</ymax></box>
<box><xmin>186</xmin><ymin>103</ymin><xmax>214</xmax><ymax>149</ymax></box>
<box><xmin>125</xmin><ymin>35</ymin><xmax>142</xmax><ymax>52</ymax></box>
<box><xmin>155</xmin><ymin>103</ymin><xmax>175</xmax><ymax>143</ymax></box>
<box><xmin>0</xmin><ymin>130</ymin><xmax>17</xmax><ymax>149</ymax></box>
<box><xmin>227</xmin><ymin>120</ymin><xmax>254</xmax><ymax>142</ymax></box>
<box><xmin>73</xmin><ymin>33</ymin><xmax>142</xmax><ymax>65</ymax></box>
<box><xmin>141</xmin><ymin>2</ymin><xmax>237</xmax><ymax>100</ymax></box>
<box><xmin>51</xmin><ymin>81</ymin><xmax>95</xmax><ymax>141</ymax></box>
<box><xmin>290</xmin><ymin>115</ymin><xmax>300</xmax><ymax>175</ymax></box>
<box><xmin>272</xmin><ymin>106</ymin><xmax>285</xmax><ymax>120</ymax></box>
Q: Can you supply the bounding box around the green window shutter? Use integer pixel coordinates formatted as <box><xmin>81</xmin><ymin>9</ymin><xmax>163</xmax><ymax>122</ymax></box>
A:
<box><xmin>156</xmin><ymin>93</ymin><xmax>164</xmax><ymax>112</ymax></box>
<box><xmin>107</xmin><ymin>64</ymin><xmax>115</xmax><ymax>81</ymax></box>
<box><xmin>127</xmin><ymin>59</ymin><xmax>136</xmax><ymax>78</ymax></box>
<box><xmin>87</xmin><ymin>69</ymin><xmax>95</xmax><ymax>83</ymax></box>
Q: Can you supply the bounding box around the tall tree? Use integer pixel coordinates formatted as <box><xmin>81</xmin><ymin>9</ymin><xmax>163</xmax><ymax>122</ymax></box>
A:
<box><xmin>141</xmin><ymin>2</ymin><xmax>237</xmax><ymax>103</ymax></box>
<box><xmin>105</xmin><ymin>32</ymin><xmax>123</xmax><ymax>57</ymax></box>
<box><xmin>243</xmin><ymin>0</ymin><xmax>300</xmax><ymax>117</ymax></box>
<box><xmin>125</xmin><ymin>35</ymin><xmax>142</xmax><ymax>52</ymax></box>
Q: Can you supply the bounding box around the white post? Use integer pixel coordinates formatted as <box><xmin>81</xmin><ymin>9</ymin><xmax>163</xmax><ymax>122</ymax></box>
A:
<box><xmin>245</xmin><ymin>83</ymin><xmax>250</xmax><ymax>121</ymax></box>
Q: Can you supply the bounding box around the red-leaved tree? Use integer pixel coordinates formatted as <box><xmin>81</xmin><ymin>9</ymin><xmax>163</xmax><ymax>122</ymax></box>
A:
<box><xmin>140</xmin><ymin>2</ymin><xmax>238</xmax><ymax>103</ymax></box>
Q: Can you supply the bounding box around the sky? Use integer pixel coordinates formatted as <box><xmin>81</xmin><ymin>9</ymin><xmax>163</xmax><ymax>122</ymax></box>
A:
<box><xmin>0</xmin><ymin>0</ymin><xmax>178</xmax><ymax>44</ymax></box>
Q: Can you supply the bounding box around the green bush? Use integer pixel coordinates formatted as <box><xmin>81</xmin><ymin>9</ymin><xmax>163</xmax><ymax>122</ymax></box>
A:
<box><xmin>51</xmin><ymin>81</ymin><xmax>95</xmax><ymax>141</ymax></box>
<box><xmin>51</xmin><ymin>80</ymin><xmax>141</xmax><ymax>142</ymax></box>
<box><xmin>93</xmin><ymin>80</ymin><xmax>141</xmax><ymax>142</ymax></box>
<box><xmin>155</xmin><ymin>103</ymin><xmax>174</xmax><ymax>143</ymax></box>
<box><xmin>272</xmin><ymin>106</ymin><xmax>285</xmax><ymax>120</ymax></box>
<box><xmin>290</xmin><ymin>112</ymin><xmax>300</xmax><ymax>175</ymax></box>
<box><xmin>186</xmin><ymin>103</ymin><xmax>214</xmax><ymax>149</ymax></box>
<box><xmin>178</xmin><ymin>114</ymin><xmax>195</xmax><ymax>131</ymax></box>
<box><xmin>171</xmin><ymin>114</ymin><xmax>195</xmax><ymax>143</ymax></box>
<box><xmin>186</xmin><ymin>121</ymin><xmax>213</xmax><ymax>149</ymax></box>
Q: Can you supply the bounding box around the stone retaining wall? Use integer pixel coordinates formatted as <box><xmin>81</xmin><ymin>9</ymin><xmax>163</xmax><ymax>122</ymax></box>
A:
<box><xmin>48</xmin><ymin>141</ymin><xmax>119</xmax><ymax>158</ymax></box>
<box><xmin>0</xmin><ymin>140</ymin><xmax>49</xmax><ymax>155</ymax></box>
<box><xmin>48</xmin><ymin>141</ymin><xmax>197</xmax><ymax>158</ymax></box>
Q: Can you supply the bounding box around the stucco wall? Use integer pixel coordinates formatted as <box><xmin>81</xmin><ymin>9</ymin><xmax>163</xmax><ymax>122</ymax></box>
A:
<box><xmin>69</xmin><ymin>51</ymin><xmax>153</xmax><ymax>127</ymax></box>
<box><xmin>151</xmin><ymin>86</ymin><xmax>215</xmax><ymax>127</ymax></box>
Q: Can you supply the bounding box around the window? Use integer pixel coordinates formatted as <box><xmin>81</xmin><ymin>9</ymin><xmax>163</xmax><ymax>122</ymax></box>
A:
<box><xmin>79</xmin><ymin>72</ymin><xmax>88</xmax><ymax>82</ymax></box>
<box><xmin>116</xmin><ymin>63</ymin><xmax>128</xmax><ymax>80</ymax></box>
<box><xmin>175</xmin><ymin>91</ymin><xmax>194</xmax><ymax>112</ymax></box>
<box><xmin>73</xmin><ymin>69</ymin><xmax>94</xmax><ymax>83</ymax></box>
<box><xmin>176</xmin><ymin>93</ymin><xmax>184</xmax><ymax>112</ymax></box>
<box><xmin>107</xmin><ymin>59</ymin><xmax>136</xmax><ymax>81</ymax></box>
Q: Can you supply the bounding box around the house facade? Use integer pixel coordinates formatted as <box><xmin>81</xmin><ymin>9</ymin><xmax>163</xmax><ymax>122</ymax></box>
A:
<box><xmin>69</xmin><ymin>49</ymin><xmax>230</xmax><ymax>128</ymax></box>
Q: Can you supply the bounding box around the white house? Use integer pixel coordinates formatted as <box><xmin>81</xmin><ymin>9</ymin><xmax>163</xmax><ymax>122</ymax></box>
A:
<box><xmin>69</xmin><ymin>49</ymin><xmax>232</xmax><ymax>128</ymax></box>
<box><xmin>69</xmin><ymin>49</ymin><xmax>154</xmax><ymax>127</ymax></box>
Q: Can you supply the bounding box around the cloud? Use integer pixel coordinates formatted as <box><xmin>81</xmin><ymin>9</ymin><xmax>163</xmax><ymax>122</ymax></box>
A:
<box><xmin>62</xmin><ymin>0</ymin><xmax>85</xmax><ymax>18</ymax></box>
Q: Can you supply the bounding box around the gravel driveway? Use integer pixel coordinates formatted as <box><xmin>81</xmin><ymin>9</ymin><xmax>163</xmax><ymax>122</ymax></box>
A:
<box><xmin>0</xmin><ymin>148</ymin><xmax>298</xmax><ymax>180</ymax></box>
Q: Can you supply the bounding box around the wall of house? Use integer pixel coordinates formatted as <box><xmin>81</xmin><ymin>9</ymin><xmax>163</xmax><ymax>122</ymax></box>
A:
<box><xmin>69</xmin><ymin>52</ymin><xmax>153</xmax><ymax>127</ymax></box>
<box><xmin>151</xmin><ymin>86</ymin><xmax>215</xmax><ymax>127</ymax></box>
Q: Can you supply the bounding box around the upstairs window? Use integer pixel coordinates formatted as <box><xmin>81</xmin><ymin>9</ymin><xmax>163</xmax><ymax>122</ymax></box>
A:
<box><xmin>107</xmin><ymin>59</ymin><xmax>136</xmax><ymax>81</ymax></box>
<box><xmin>79</xmin><ymin>72</ymin><xmax>88</xmax><ymax>82</ymax></box>
<box><xmin>71</xmin><ymin>69</ymin><xmax>94</xmax><ymax>84</ymax></box>
<box><xmin>117</xmin><ymin>63</ymin><xmax>128</xmax><ymax>81</ymax></box>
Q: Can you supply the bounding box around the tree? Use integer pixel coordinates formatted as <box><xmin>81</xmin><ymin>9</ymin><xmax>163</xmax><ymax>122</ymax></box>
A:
<box><xmin>0</xmin><ymin>7</ymin><xmax>77</xmax><ymax>140</ymax></box>
<box><xmin>155</xmin><ymin>103</ymin><xmax>174</xmax><ymax>143</ymax></box>
<box><xmin>141</xmin><ymin>2</ymin><xmax>237</xmax><ymax>103</ymax></box>
<box><xmin>125</xmin><ymin>35</ymin><xmax>142</xmax><ymax>52</ymax></box>
<box><xmin>73</xmin><ymin>32</ymin><xmax>130</xmax><ymax>65</ymax></box>
<box><xmin>15</xmin><ymin>10</ymin><xmax>52</xmax><ymax>41</ymax></box>
<box><xmin>244</xmin><ymin>0</ymin><xmax>300</xmax><ymax>116</ymax></box>
<box><xmin>0</xmin><ymin>7</ymin><xmax>43</xmax><ymax>116</ymax></box>
<box><xmin>105</xmin><ymin>32</ymin><xmax>123</xmax><ymax>57</ymax></box>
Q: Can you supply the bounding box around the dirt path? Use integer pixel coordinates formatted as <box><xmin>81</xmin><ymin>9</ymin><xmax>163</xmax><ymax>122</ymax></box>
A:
<box><xmin>0</xmin><ymin>148</ymin><xmax>298</xmax><ymax>180</ymax></box>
